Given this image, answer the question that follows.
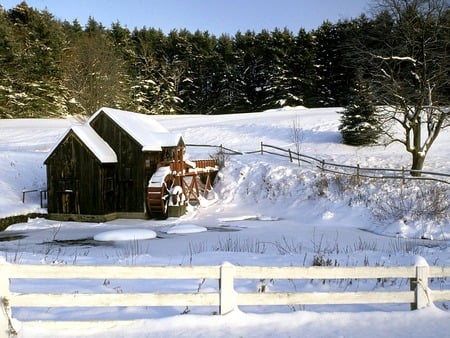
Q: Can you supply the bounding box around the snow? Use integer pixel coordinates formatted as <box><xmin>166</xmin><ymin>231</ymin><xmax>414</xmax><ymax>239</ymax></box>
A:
<box><xmin>1</xmin><ymin>106</ymin><xmax>450</xmax><ymax>337</ymax></box>
<box><xmin>93</xmin><ymin>228</ymin><xmax>157</xmax><ymax>241</ymax></box>
<box><xmin>166</xmin><ymin>224</ymin><xmax>207</xmax><ymax>234</ymax></box>
<box><xmin>90</xmin><ymin>107</ymin><xmax>182</xmax><ymax>151</ymax></box>
<box><xmin>45</xmin><ymin>124</ymin><xmax>118</xmax><ymax>164</ymax></box>
<box><xmin>415</xmin><ymin>255</ymin><xmax>429</xmax><ymax>267</ymax></box>
<box><xmin>170</xmin><ymin>186</ymin><xmax>184</xmax><ymax>195</ymax></box>
<box><xmin>148</xmin><ymin>166</ymin><xmax>172</xmax><ymax>188</ymax></box>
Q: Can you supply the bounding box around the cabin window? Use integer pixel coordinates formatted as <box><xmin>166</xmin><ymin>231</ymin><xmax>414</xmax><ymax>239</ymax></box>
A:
<box><xmin>105</xmin><ymin>177</ymin><xmax>114</xmax><ymax>192</ymax></box>
<box><xmin>161</xmin><ymin>148</ymin><xmax>173</xmax><ymax>161</ymax></box>
<box><xmin>57</xmin><ymin>179</ymin><xmax>78</xmax><ymax>192</ymax></box>
<box><xmin>145</xmin><ymin>159</ymin><xmax>151</xmax><ymax>169</ymax></box>
<box><xmin>124</xmin><ymin>167</ymin><xmax>132</xmax><ymax>181</ymax></box>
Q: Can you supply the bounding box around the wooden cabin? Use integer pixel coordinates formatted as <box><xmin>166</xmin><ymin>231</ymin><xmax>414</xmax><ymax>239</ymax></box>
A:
<box><xmin>44</xmin><ymin>107</ymin><xmax>183</xmax><ymax>221</ymax></box>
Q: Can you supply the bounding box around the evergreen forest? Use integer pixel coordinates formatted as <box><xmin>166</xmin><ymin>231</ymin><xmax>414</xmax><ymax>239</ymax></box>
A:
<box><xmin>1</xmin><ymin>1</ymin><xmax>449</xmax><ymax>118</ymax></box>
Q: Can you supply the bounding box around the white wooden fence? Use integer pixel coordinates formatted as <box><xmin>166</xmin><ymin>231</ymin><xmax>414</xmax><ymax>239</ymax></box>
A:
<box><xmin>1</xmin><ymin>263</ymin><xmax>450</xmax><ymax>337</ymax></box>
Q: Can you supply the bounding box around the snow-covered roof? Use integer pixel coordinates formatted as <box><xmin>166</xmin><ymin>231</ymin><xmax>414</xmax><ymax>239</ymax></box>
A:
<box><xmin>71</xmin><ymin>125</ymin><xmax>118</xmax><ymax>163</ymax></box>
<box><xmin>44</xmin><ymin>124</ymin><xmax>118</xmax><ymax>164</ymax></box>
<box><xmin>89</xmin><ymin>107</ymin><xmax>182</xmax><ymax>151</ymax></box>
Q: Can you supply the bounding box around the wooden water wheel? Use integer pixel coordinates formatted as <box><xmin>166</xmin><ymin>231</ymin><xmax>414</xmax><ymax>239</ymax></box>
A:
<box><xmin>147</xmin><ymin>166</ymin><xmax>174</xmax><ymax>219</ymax></box>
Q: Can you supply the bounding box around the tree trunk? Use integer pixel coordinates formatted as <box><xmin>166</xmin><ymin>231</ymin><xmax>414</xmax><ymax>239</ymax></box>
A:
<box><xmin>410</xmin><ymin>153</ymin><xmax>425</xmax><ymax>177</ymax></box>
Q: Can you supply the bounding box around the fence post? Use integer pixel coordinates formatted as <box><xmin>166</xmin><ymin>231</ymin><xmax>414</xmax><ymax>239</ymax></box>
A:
<box><xmin>288</xmin><ymin>149</ymin><xmax>292</xmax><ymax>163</ymax></box>
<box><xmin>220</xmin><ymin>263</ymin><xmax>236</xmax><ymax>315</ymax></box>
<box><xmin>413</xmin><ymin>265</ymin><xmax>430</xmax><ymax>310</ymax></box>
<box><xmin>356</xmin><ymin>164</ymin><xmax>361</xmax><ymax>186</ymax></box>
<box><xmin>260</xmin><ymin>142</ymin><xmax>264</xmax><ymax>155</ymax></box>
<box><xmin>0</xmin><ymin>263</ymin><xmax>13</xmax><ymax>338</ymax></box>
<box><xmin>416</xmin><ymin>265</ymin><xmax>429</xmax><ymax>309</ymax></box>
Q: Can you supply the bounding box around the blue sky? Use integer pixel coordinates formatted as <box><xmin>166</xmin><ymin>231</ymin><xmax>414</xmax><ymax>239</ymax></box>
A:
<box><xmin>1</xmin><ymin>0</ymin><xmax>373</xmax><ymax>34</ymax></box>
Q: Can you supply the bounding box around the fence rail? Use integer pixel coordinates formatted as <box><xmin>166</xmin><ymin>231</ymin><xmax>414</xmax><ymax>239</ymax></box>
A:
<box><xmin>187</xmin><ymin>143</ymin><xmax>450</xmax><ymax>185</ymax></box>
<box><xmin>1</xmin><ymin>263</ymin><xmax>450</xmax><ymax>337</ymax></box>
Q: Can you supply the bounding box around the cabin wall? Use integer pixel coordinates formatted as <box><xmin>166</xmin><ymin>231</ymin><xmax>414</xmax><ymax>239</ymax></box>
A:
<box><xmin>46</xmin><ymin>110</ymin><xmax>180</xmax><ymax>218</ymax></box>
<box><xmin>90</xmin><ymin>113</ymin><xmax>150</xmax><ymax>213</ymax></box>
<box><xmin>46</xmin><ymin>133</ymin><xmax>114</xmax><ymax>215</ymax></box>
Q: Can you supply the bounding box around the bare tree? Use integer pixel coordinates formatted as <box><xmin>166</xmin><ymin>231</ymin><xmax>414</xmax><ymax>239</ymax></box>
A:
<box><xmin>368</xmin><ymin>0</ymin><xmax>450</xmax><ymax>176</ymax></box>
<box><xmin>62</xmin><ymin>31</ymin><xmax>129</xmax><ymax>115</ymax></box>
<box><xmin>290</xmin><ymin>116</ymin><xmax>304</xmax><ymax>166</ymax></box>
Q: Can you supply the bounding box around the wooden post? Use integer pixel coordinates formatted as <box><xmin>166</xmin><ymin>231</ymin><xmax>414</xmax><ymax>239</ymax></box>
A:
<box><xmin>0</xmin><ymin>264</ymin><xmax>12</xmax><ymax>338</ymax></box>
<box><xmin>288</xmin><ymin>149</ymin><xmax>292</xmax><ymax>163</ymax></box>
<box><xmin>356</xmin><ymin>164</ymin><xmax>361</xmax><ymax>186</ymax></box>
<box><xmin>414</xmin><ymin>265</ymin><xmax>430</xmax><ymax>310</ymax></box>
<box><xmin>409</xmin><ymin>275</ymin><xmax>416</xmax><ymax>310</ymax></box>
<box><xmin>260</xmin><ymin>142</ymin><xmax>263</xmax><ymax>155</ymax></box>
<box><xmin>203</xmin><ymin>174</ymin><xmax>212</xmax><ymax>197</ymax></box>
<box><xmin>220</xmin><ymin>263</ymin><xmax>236</xmax><ymax>315</ymax></box>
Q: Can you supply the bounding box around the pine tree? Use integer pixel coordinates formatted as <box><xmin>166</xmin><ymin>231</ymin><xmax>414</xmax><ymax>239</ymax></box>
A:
<box><xmin>131</xmin><ymin>28</ymin><xmax>184</xmax><ymax>115</ymax></box>
<box><xmin>211</xmin><ymin>34</ymin><xmax>237</xmax><ymax>113</ymax></box>
<box><xmin>292</xmin><ymin>29</ymin><xmax>317</xmax><ymax>107</ymax></box>
<box><xmin>2</xmin><ymin>2</ymin><xmax>69</xmax><ymax>117</ymax></box>
<box><xmin>261</xmin><ymin>28</ymin><xmax>300</xmax><ymax>109</ymax></box>
<box><xmin>312</xmin><ymin>20</ymin><xmax>359</xmax><ymax>107</ymax></box>
<box><xmin>339</xmin><ymin>74</ymin><xmax>381</xmax><ymax>146</ymax></box>
<box><xmin>233</xmin><ymin>30</ymin><xmax>262</xmax><ymax>112</ymax></box>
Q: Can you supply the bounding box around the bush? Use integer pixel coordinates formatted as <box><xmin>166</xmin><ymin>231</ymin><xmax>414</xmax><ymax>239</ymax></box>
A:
<box><xmin>371</xmin><ymin>182</ymin><xmax>450</xmax><ymax>237</ymax></box>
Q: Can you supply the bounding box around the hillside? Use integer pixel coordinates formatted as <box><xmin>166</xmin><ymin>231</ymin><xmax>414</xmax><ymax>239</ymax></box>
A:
<box><xmin>0</xmin><ymin>106</ymin><xmax>450</xmax><ymax>337</ymax></box>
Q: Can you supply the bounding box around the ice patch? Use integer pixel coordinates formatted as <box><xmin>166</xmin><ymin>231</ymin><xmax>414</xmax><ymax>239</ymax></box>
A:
<box><xmin>218</xmin><ymin>215</ymin><xmax>279</xmax><ymax>222</ymax></box>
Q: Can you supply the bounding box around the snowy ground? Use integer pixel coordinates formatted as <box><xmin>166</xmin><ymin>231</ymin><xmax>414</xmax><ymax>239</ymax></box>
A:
<box><xmin>1</xmin><ymin>107</ymin><xmax>450</xmax><ymax>337</ymax></box>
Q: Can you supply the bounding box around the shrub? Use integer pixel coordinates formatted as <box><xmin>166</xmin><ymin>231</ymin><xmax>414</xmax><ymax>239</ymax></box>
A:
<box><xmin>371</xmin><ymin>182</ymin><xmax>450</xmax><ymax>237</ymax></box>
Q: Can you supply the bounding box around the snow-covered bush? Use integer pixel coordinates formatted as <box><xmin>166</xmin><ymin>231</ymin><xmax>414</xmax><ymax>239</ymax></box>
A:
<box><xmin>370</xmin><ymin>182</ymin><xmax>450</xmax><ymax>239</ymax></box>
<box><xmin>210</xmin><ymin>147</ymin><xmax>229</xmax><ymax>170</ymax></box>
<box><xmin>216</xmin><ymin>156</ymin><xmax>449</xmax><ymax>240</ymax></box>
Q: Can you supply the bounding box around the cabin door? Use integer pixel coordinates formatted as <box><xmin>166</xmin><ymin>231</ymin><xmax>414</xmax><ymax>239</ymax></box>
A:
<box><xmin>57</xmin><ymin>179</ymin><xmax>80</xmax><ymax>214</ymax></box>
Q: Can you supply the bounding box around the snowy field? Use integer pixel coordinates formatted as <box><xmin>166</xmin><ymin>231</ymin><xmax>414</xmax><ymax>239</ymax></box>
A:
<box><xmin>1</xmin><ymin>106</ymin><xmax>450</xmax><ymax>337</ymax></box>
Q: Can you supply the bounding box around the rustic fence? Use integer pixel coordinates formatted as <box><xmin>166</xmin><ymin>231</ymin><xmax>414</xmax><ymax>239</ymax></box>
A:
<box><xmin>186</xmin><ymin>143</ymin><xmax>450</xmax><ymax>185</ymax></box>
<box><xmin>1</xmin><ymin>262</ymin><xmax>450</xmax><ymax>337</ymax></box>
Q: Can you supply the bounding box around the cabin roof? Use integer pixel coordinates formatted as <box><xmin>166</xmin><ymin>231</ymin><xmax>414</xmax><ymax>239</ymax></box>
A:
<box><xmin>90</xmin><ymin>107</ymin><xmax>182</xmax><ymax>151</ymax></box>
<box><xmin>44</xmin><ymin>124</ymin><xmax>118</xmax><ymax>164</ymax></box>
<box><xmin>71</xmin><ymin>125</ymin><xmax>118</xmax><ymax>163</ymax></box>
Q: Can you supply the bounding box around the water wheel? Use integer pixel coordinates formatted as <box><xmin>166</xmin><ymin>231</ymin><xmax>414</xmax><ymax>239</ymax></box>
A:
<box><xmin>147</xmin><ymin>166</ymin><xmax>174</xmax><ymax>219</ymax></box>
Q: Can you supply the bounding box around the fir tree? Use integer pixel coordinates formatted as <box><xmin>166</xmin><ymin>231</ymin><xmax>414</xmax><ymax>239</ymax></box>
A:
<box><xmin>3</xmin><ymin>2</ymin><xmax>69</xmax><ymax>117</ymax></box>
<box><xmin>339</xmin><ymin>75</ymin><xmax>381</xmax><ymax>146</ymax></box>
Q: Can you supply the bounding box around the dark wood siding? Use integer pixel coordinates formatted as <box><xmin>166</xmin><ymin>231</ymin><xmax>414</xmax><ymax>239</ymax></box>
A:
<box><xmin>45</xmin><ymin>131</ymin><xmax>114</xmax><ymax>215</ymax></box>
<box><xmin>45</xmin><ymin>109</ymin><xmax>176</xmax><ymax>218</ymax></box>
<box><xmin>90</xmin><ymin>112</ymin><xmax>148</xmax><ymax>213</ymax></box>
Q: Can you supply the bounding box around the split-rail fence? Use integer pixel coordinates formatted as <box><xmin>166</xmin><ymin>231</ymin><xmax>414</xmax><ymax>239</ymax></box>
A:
<box><xmin>187</xmin><ymin>143</ymin><xmax>450</xmax><ymax>185</ymax></box>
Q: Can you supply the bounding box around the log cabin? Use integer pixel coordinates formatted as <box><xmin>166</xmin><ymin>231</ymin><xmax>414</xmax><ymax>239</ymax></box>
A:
<box><xmin>44</xmin><ymin>107</ymin><xmax>184</xmax><ymax>221</ymax></box>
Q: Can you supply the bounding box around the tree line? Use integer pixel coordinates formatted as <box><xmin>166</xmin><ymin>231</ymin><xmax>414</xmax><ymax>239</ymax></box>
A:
<box><xmin>1</xmin><ymin>0</ymin><xmax>449</xmax><ymax>175</ymax></box>
<box><xmin>0</xmin><ymin>1</ymin><xmax>449</xmax><ymax>119</ymax></box>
